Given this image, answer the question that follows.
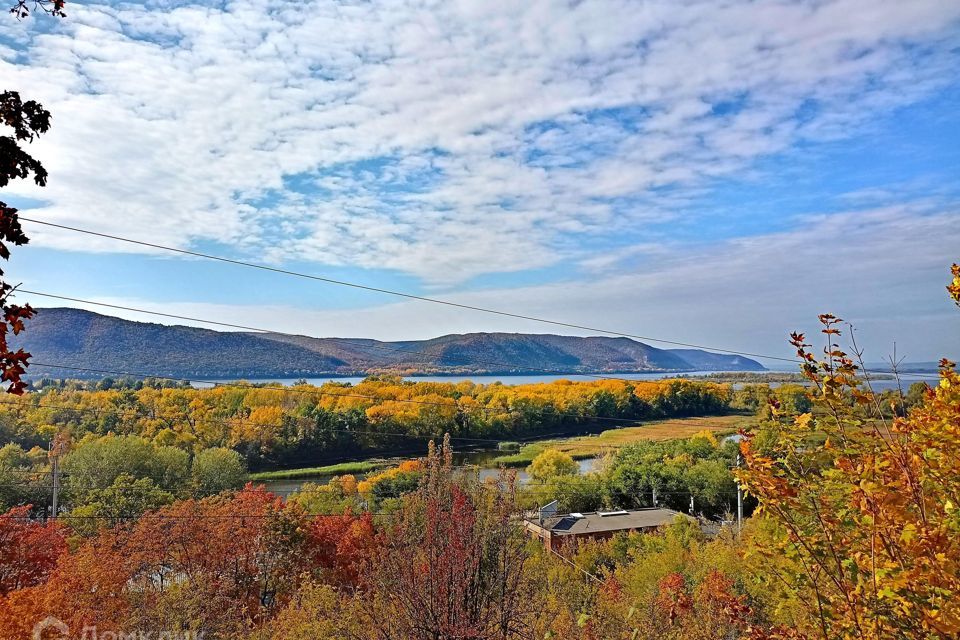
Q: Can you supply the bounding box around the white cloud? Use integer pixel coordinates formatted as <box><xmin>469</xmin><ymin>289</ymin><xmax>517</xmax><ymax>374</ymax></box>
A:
<box><xmin>2</xmin><ymin>0</ymin><xmax>958</xmax><ymax>283</ymax></box>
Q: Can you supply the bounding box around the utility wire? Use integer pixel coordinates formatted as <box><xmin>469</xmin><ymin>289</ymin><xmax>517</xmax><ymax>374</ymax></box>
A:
<box><xmin>0</xmin><ymin>484</ymin><xmax>744</xmax><ymax>502</ymax></box>
<box><xmin>19</xmin><ymin>217</ymin><xmax>804</xmax><ymax>363</ymax></box>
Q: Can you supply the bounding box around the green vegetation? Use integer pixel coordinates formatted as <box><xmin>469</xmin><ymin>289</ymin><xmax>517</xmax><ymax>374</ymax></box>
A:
<box><xmin>68</xmin><ymin>474</ymin><xmax>174</xmax><ymax>537</ymax></box>
<box><xmin>0</xmin><ymin>434</ymin><xmax>248</xmax><ymax>522</ymax></box>
<box><xmin>249</xmin><ymin>460</ymin><xmax>388</xmax><ymax>481</ymax></box>
<box><xmin>515</xmin><ymin>428</ymin><xmax>742</xmax><ymax>517</ymax></box>
<box><xmin>192</xmin><ymin>447</ymin><xmax>247</xmax><ymax>496</ymax></box>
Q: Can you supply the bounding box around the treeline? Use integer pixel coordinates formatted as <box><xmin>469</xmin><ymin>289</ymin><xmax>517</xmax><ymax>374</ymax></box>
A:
<box><xmin>1</xmin><ymin>376</ymin><xmax>732</xmax><ymax>469</ymax></box>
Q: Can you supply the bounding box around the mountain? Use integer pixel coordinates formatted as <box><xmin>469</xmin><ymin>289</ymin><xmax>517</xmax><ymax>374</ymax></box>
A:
<box><xmin>13</xmin><ymin>308</ymin><xmax>765</xmax><ymax>379</ymax></box>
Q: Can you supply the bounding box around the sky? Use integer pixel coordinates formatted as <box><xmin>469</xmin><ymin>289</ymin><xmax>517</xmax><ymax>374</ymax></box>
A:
<box><xmin>1</xmin><ymin>0</ymin><xmax>959</xmax><ymax>366</ymax></box>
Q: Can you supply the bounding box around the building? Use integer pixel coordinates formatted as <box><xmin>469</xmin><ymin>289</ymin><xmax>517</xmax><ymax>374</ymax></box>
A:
<box><xmin>523</xmin><ymin>502</ymin><xmax>693</xmax><ymax>551</ymax></box>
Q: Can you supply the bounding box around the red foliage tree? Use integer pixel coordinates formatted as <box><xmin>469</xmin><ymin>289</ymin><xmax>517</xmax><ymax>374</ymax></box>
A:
<box><xmin>656</xmin><ymin>572</ymin><xmax>693</xmax><ymax>625</ymax></box>
<box><xmin>0</xmin><ymin>486</ymin><xmax>313</xmax><ymax>637</ymax></box>
<box><xmin>365</xmin><ymin>435</ymin><xmax>531</xmax><ymax>639</ymax></box>
<box><xmin>0</xmin><ymin>505</ymin><xmax>66</xmax><ymax>594</ymax></box>
<box><xmin>0</xmin><ymin>88</ymin><xmax>50</xmax><ymax>393</ymax></box>
<box><xmin>305</xmin><ymin>511</ymin><xmax>375</xmax><ymax>589</ymax></box>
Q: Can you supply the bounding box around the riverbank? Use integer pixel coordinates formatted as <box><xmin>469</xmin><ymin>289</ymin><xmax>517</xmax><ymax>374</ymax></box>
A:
<box><xmin>490</xmin><ymin>414</ymin><xmax>750</xmax><ymax>466</ymax></box>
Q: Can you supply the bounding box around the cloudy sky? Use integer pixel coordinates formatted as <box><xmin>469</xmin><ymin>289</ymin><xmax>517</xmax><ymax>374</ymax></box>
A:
<box><xmin>2</xmin><ymin>0</ymin><xmax>959</xmax><ymax>365</ymax></box>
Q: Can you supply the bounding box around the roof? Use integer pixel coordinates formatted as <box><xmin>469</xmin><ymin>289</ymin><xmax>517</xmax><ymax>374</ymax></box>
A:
<box><xmin>529</xmin><ymin>508</ymin><xmax>691</xmax><ymax>536</ymax></box>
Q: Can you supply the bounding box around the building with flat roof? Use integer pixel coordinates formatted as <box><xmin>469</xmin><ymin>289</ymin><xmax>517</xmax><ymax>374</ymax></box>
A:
<box><xmin>524</xmin><ymin>504</ymin><xmax>693</xmax><ymax>550</ymax></box>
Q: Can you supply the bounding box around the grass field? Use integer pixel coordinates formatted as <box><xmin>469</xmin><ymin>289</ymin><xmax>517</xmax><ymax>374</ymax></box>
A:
<box><xmin>491</xmin><ymin>414</ymin><xmax>751</xmax><ymax>467</ymax></box>
<box><xmin>249</xmin><ymin>460</ymin><xmax>390</xmax><ymax>481</ymax></box>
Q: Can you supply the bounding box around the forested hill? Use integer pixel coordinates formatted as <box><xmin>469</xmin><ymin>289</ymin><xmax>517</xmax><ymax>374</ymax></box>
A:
<box><xmin>14</xmin><ymin>308</ymin><xmax>765</xmax><ymax>378</ymax></box>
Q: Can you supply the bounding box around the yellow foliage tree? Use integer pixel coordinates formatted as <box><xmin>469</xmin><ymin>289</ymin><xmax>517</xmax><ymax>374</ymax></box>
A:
<box><xmin>738</xmin><ymin>306</ymin><xmax>960</xmax><ymax>638</ymax></box>
<box><xmin>527</xmin><ymin>448</ymin><xmax>578</xmax><ymax>482</ymax></box>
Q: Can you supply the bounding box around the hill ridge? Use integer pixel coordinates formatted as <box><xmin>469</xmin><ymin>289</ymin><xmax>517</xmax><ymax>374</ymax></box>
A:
<box><xmin>13</xmin><ymin>308</ymin><xmax>766</xmax><ymax>379</ymax></box>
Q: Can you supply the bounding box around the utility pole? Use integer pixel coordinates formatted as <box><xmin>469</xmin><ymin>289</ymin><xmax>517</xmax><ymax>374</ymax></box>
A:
<box><xmin>736</xmin><ymin>452</ymin><xmax>743</xmax><ymax>533</ymax></box>
<box><xmin>49</xmin><ymin>433</ymin><xmax>68</xmax><ymax>520</ymax></box>
<box><xmin>651</xmin><ymin>486</ymin><xmax>657</xmax><ymax>508</ymax></box>
<box><xmin>689</xmin><ymin>494</ymin><xmax>695</xmax><ymax>515</ymax></box>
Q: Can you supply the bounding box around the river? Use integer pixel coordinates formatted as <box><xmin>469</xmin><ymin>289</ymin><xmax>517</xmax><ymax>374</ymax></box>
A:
<box><xmin>198</xmin><ymin>369</ymin><xmax>925</xmax><ymax>391</ymax></box>
<box><xmin>199</xmin><ymin>369</ymin><xmax>751</xmax><ymax>387</ymax></box>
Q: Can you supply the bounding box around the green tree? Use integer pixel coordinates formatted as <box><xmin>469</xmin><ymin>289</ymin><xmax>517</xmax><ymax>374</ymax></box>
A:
<box><xmin>0</xmin><ymin>91</ymin><xmax>51</xmax><ymax>394</ymax></box>
<box><xmin>68</xmin><ymin>473</ymin><xmax>174</xmax><ymax>536</ymax></box>
<box><xmin>683</xmin><ymin>459</ymin><xmax>736</xmax><ymax>517</ymax></box>
<box><xmin>539</xmin><ymin>473</ymin><xmax>607</xmax><ymax>513</ymax></box>
<box><xmin>192</xmin><ymin>447</ymin><xmax>247</xmax><ymax>497</ymax></box>
<box><xmin>62</xmin><ymin>435</ymin><xmax>189</xmax><ymax>502</ymax></box>
<box><xmin>0</xmin><ymin>443</ymin><xmax>44</xmax><ymax>511</ymax></box>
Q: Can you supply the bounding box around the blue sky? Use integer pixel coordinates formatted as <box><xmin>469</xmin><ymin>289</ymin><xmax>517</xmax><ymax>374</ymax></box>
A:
<box><xmin>1</xmin><ymin>0</ymin><xmax>959</xmax><ymax>363</ymax></box>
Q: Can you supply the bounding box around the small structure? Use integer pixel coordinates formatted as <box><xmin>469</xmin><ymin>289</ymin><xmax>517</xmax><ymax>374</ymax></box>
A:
<box><xmin>524</xmin><ymin>503</ymin><xmax>693</xmax><ymax>551</ymax></box>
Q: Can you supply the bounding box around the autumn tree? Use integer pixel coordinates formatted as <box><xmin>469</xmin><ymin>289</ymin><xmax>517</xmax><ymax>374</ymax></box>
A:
<box><xmin>949</xmin><ymin>263</ymin><xmax>960</xmax><ymax>307</ymax></box>
<box><xmin>0</xmin><ymin>149</ymin><xmax>40</xmax><ymax>393</ymax></box>
<box><xmin>0</xmin><ymin>505</ymin><xmax>66</xmax><ymax>594</ymax></box>
<box><xmin>363</xmin><ymin>435</ymin><xmax>534</xmax><ymax>639</ymax></box>
<box><xmin>527</xmin><ymin>448</ymin><xmax>579</xmax><ymax>482</ymax></box>
<box><xmin>303</xmin><ymin>511</ymin><xmax>375</xmax><ymax>589</ymax></box>
<box><xmin>738</xmin><ymin>284</ymin><xmax>960</xmax><ymax>638</ymax></box>
<box><xmin>1</xmin><ymin>3</ymin><xmax>60</xmax><ymax>393</ymax></box>
<box><xmin>268</xmin><ymin>580</ymin><xmax>362</xmax><ymax>640</ymax></box>
<box><xmin>9</xmin><ymin>0</ymin><xmax>64</xmax><ymax>18</ymax></box>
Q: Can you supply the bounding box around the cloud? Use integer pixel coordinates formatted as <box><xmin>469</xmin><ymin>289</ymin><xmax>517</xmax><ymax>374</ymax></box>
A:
<box><xmin>2</xmin><ymin>0</ymin><xmax>959</xmax><ymax>283</ymax></box>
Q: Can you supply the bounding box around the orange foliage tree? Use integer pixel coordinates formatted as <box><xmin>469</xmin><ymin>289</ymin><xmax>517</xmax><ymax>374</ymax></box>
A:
<box><xmin>738</xmin><ymin>292</ymin><xmax>960</xmax><ymax>638</ymax></box>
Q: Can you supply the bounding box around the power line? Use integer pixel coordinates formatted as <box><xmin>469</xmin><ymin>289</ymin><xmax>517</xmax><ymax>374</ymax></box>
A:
<box><xmin>18</xmin><ymin>217</ymin><xmax>801</xmax><ymax>363</ymax></box>
<box><xmin>0</xmin><ymin>476</ymin><xmax>741</xmax><ymax>506</ymax></box>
